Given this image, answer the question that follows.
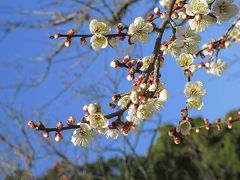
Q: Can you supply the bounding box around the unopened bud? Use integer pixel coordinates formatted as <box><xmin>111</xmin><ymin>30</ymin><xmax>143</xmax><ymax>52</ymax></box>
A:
<box><xmin>153</xmin><ymin>7</ymin><xmax>160</xmax><ymax>14</ymax></box>
<box><xmin>67</xmin><ymin>116</ymin><xmax>76</xmax><ymax>126</ymax></box>
<box><xmin>57</xmin><ymin>122</ymin><xmax>63</xmax><ymax>130</ymax></box>
<box><xmin>55</xmin><ymin>132</ymin><xmax>63</xmax><ymax>142</ymax></box>
<box><xmin>43</xmin><ymin>131</ymin><xmax>49</xmax><ymax>138</ymax></box>
<box><xmin>64</xmin><ymin>39</ymin><xmax>71</xmax><ymax>47</ymax></box>
<box><xmin>54</xmin><ymin>34</ymin><xmax>60</xmax><ymax>39</ymax></box>
<box><xmin>123</xmin><ymin>55</ymin><xmax>130</xmax><ymax>63</ymax></box>
<box><xmin>80</xmin><ymin>37</ymin><xmax>87</xmax><ymax>46</ymax></box>
<box><xmin>174</xmin><ymin>136</ymin><xmax>181</xmax><ymax>145</ymax></box>
<box><xmin>127</xmin><ymin>74</ymin><xmax>134</xmax><ymax>81</ymax></box>
<box><xmin>28</xmin><ymin>120</ymin><xmax>35</xmax><ymax>129</ymax></box>
<box><xmin>227</xmin><ymin>117</ymin><xmax>233</xmax><ymax>129</ymax></box>
<box><xmin>110</xmin><ymin>60</ymin><xmax>120</xmax><ymax>68</ymax></box>
<box><xmin>67</xmin><ymin>29</ymin><xmax>75</xmax><ymax>35</ymax></box>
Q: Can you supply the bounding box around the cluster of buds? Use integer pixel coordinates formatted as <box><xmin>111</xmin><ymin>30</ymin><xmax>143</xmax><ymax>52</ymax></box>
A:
<box><xmin>28</xmin><ymin>115</ymin><xmax>77</xmax><ymax>142</ymax></box>
<box><xmin>170</xmin><ymin>111</ymin><xmax>240</xmax><ymax>144</ymax></box>
<box><xmin>110</xmin><ymin>55</ymin><xmax>143</xmax><ymax>81</ymax></box>
<box><xmin>116</xmin><ymin>23</ymin><xmax>125</xmax><ymax>41</ymax></box>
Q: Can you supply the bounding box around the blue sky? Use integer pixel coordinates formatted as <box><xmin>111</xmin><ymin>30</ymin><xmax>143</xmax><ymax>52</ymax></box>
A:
<box><xmin>0</xmin><ymin>0</ymin><xmax>240</xmax><ymax>177</ymax></box>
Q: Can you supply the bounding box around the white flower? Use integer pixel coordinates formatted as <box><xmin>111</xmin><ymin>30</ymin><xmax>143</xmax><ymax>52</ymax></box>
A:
<box><xmin>189</xmin><ymin>64</ymin><xmax>198</xmax><ymax>74</ymax></box>
<box><xmin>185</xmin><ymin>0</ymin><xmax>210</xmax><ymax>16</ymax></box>
<box><xmin>184</xmin><ymin>81</ymin><xmax>206</xmax><ymax>98</ymax></box>
<box><xmin>176</xmin><ymin>120</ymin><xmax>192</xmax><ymax>135</ymax></box>
<box><xmin>137</xmin><ymin>103</ymin><xmax>154</xmax><ymax>120</ymax></box>
<box><xmin>126</xmin><ymin>115</ymin><xmax>142</xmax><ymax>126</ymax></box>
<box><xmin>185</xmin><ymin>0</ymin><xmax>213</xmax><ymax>32</ymax></box>
<box><xmin>118</xmin><ymin>95</ymin><xmax>130</xmax><ymax>108</ymax></box>
<box><xmin>71</xmin><ymin>123</ymin><xmax>94</xmax><ymax>147</ymax></box>
<box><xmin>128</xmin><ymin>17</ymin><xmax>153</xmax><ymax>43</ymax></box>
<box><xmin>176</xmin><ymin>53</ymin><xmax>194</xmax><ymax>69</ymax></box>
<box><xmin>89</xmin><ymin>19</ymin><xmax>111</xmax><ymax>50</ymax></box>
<box><xmin>126</xmin><ymin>105</ymin><xmax>143</xmax><ymax>125</ymax></box>
<box><xmin>159</xmin><ymin>0</ymin><xmax>170</xmax><ymax>8</ymax></box>
<box><xmin>90</xmin><ymin>34</ymin><xmax>108</xmax><ymax>51</ymax></box>
<box><xmin>130</xmin><ymin>91</ymin><xmax>139</xmax><ymax>104</ymax></box>
<box><xmin>168</xmin><ymin>27</ymin><xmax>201</xmax><ymax>57</ymax></box>
<box><xmin>86</xmin><ymin>112</ymin><xmax>108</xmax><ymax>129</ymax></box>
<box><xmin>186</xmin><ymin>97</ymin><xmax>204</xmax><ymax>110</ymax></box>
<box><xmin>188</xmin><ymin>15</ymin><xmax>215</xmax><ymax>32</ymax></box>
<box><xmin>213</xmin><ymin>0</ymin><xmax>238</xmax><ymax>23</ymax></box>
<box><xmin>159</xmin><ymin>89</ymin><xmax>168</xmax><ymax>102</ymax></box>
<box><xmin>140</xmin><ymin>56</ymin><xmax>152</xmax><ymax>70</ymax></box>
<box><xmin>88</xmin><ymin>103</ymin><xmax>98</xmax><ymax>114</ymax></box>
<box><xmin>148</xmin><ymin>84</ymin><xmax>157</xmax><ymax>92</ymax></box>
<box><xmin>105</xmin><ymin>128</ymin><xmax>118</xmax><ymax>139</ymax></box>
<box><xmin>136</xmin><ymin>98</ymin><xmax>164</xmax><ymax>120</ymax></box>
<box><xmin>208</xmin><ymin>59</ymin><xmax>227</xmax><ymax>76</ymax></box>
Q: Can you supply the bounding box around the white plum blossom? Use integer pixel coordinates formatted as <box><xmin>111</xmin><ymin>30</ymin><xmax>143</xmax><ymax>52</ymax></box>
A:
<box><xmin>118</xmin><ymin>95</ymin><xmax>130</xmax><ymax>108</ymax></box>
<box><xmin>176</xmin><ymin>53</ymin><xmax>194</xmax><ymax>69</ymax></box>
<box><xmin>71</xmin><ymin>123</ymin><xmax>94</xmax><ymax>147</ymax></box>
<box><xmin>184</xmin><ymin>81</ymin><xmax>206</xmax><ymax>99</ymax></box>
<box><xmin>126</xmin><ymin>105</ymin><xmax>142</xmax><ymax>125</ymax></box>
<box><xmin>88</xmin><ymin>103</ymin><xmax>98</xmax><ymax>114</ymax></box>
<box><xmin>168</xmin><ymin>27</ymin><xmax>201</xmax><ymax>57</ymax></box>
<box><xmin>185</xmin><ymin>0</ymin><xmax>214</xmax><ymax>32</ymax></box>
<box><xmin>184</xmin><ymin>81</ymin><xmax>206</xmax><ymax>110</ymax></box>
<box><xmin>130</xmin><ymin>91</ymin><xmax>139</xmax><ymax>104</ymax></box>
<box><xmin>186</xmin><ymin>97</ymin><xmax>204</xmax><ymax>110</ymax></box>
<box><xmin>213</xmin><ymin>0</ymin><xmax>238</xmax><ymax>23</ymax></box>
<box><xmin>128</xmin><ymin>17</ymin><xmax>153</xmax><ymax>43</ymax></box>
<box><xmin>105</xmin><ymin>128</ymin><xmax>118</xmax><ymax>139</ymax></box>
<box><xmin>89</xmin><ymin>19</ymin><xmax>111</xmax><ymax>50</ymax></box>
<box><xmin>136</xmin><ymin>97</ymin><xmax>166</xmax><ymax>120</ymax></box>
<box><xmin>139</xmin><ymin>56</ymin><xmax>152</xmax><ymax>70</ymax></box>
<box><xmin>86</xmin><ymin>112</ymin><xmax>108</xmax><ymax>129</ymax></box>
<box><xmin>176</xmin><ymin>120</ymin><xmax>192</xmax><ymax>135</ymax></box>
<box><xmin>208</xmin><ymin>59</ymin><xmax>227</xmax><ymax>76</ymax></box>
<box><xmin>159</xmin><ymin>89</ymin><xmax>168</xmax><ymax>102</ymax></box>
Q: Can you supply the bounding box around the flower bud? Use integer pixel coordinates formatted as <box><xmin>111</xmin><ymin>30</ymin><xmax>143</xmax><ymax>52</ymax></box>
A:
<box><xmin>67</xmin><ymin>29</ymin><xmax>75</xmax><ymax>35</ymax></box>
<box><xmin>123</xmin><ymin>55</ymin><xmax>130</xmax><ymax>63</ymax></box>
<box><xmin>67</xmin><ymin>116</ymin><xmax>76</xmax><ymax>126</ymax></box>
<box><xmin>64</xmin><ymin>39</ymin><xmax>71</xmax><ymax>47</ymax></box>
<box><xmin>43</xmin><ymin>131</ymin><xmax>49</xmax><ymax>138</ymax></box>
<box><xmin>127</xmin><ymin>74</ymin><xmax>134</xmax><ymax>81</ymax></box>
<box><xmin>153</xmin><ymin>7</ymin><xmax>160</xmax><ymax>14</ymax></box>
<box><xmin>54</xmin><ymin>34</ymin><xmax>60</xmax><ymax>39</ymax></box>
<box><xmin>227</xmin><ymin>117</ymin><xmax>233</xmax><ymax>129</ymax></box>
<box><xmin>57</xmin><ymin>122</ymin><xmax>63</xmax><ymax>130</ymax></box>
<box><xmin>173</xmin><ymin>136</ymin><xmax>181</xmax><ymax>144</ymax></box>
<box><xmin>83</xmin><ymin>105</ymin><xmax>89</xmax><ymax>113</ymax></box>
<box><xmin>80</xmin><ymin>37</ymin><xmax>87</xmax><ymax>45</ymax></box>
<box><xmin>55</xmin><ymin>132</ymin><xmax>63</xmax><ymax>142</ymax></box>
<box><xmin>110</xmin><ymin>60</ymin><xmax>120</xmax><ymax>68</ymax></box>
<box><xmin>28</xmin><ymin>120</ymin><xmax>35</xmax><ymax>129</ymax></box>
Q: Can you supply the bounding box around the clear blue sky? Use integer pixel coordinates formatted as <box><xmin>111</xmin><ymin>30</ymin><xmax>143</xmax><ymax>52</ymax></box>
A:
<box><xmin>0</xmin><ymin>0</ymin><xmax>240</xmax><ymax>177</ymax></box>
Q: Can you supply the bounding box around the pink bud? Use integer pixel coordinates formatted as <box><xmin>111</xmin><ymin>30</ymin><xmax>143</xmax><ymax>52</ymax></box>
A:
<box><xmin>28</xmin><ymin>120</ymin><xmax>35</xmax><ymax>129</ymax></box>
<box><xmin>55</xmin><ymin>132</ymin><xmax>63</xmax><ymax>142</ymax></box>
<box><xmin>57</xmin><ymin>122</ymin><xmax>63</xmax><ymax>130</ymax></box>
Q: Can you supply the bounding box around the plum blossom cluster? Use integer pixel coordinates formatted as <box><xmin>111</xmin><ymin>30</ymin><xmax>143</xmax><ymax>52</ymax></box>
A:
<box><xmin>30</xmin><ymin>0</ymin><xmax>240</xmax><ymax>146</ymax></box>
